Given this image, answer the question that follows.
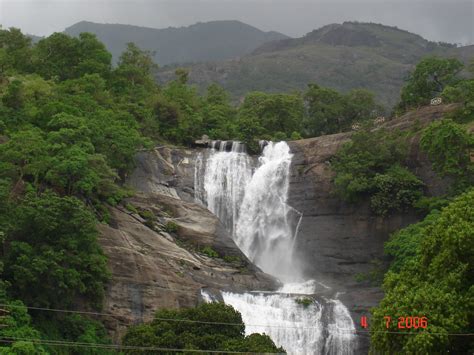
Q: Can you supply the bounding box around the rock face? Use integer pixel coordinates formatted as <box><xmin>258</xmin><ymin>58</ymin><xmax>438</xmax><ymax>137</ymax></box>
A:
<box><xmin>98</xmin><ymin>147</ymin><xmax>276</xmax><ymax>341</ymax></box>
<box><xmin>99</xmin><ymin>104</ymin><xmax>459</xmax><ymax>350</ymax></box>
<box><xmin>287</xmin><ymin>104</ymin><xmax>458</xmax><ymax>352</ymax></box>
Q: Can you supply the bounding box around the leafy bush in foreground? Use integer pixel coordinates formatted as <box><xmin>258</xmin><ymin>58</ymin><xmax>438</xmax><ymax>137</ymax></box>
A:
<box><xmin>122</xmin><ymin>302</ymin><xmax>284</xmax><ymax>354</ymax></box>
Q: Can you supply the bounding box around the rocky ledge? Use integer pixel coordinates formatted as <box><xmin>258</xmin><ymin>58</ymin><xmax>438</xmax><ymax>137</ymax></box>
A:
<box><xmin>288</xmin><ymin>104</ymin><xmax>459</xmax><ymax>352</ymax></box>
<box><xmin>98</xmin><ymin>147</ymin><xmax>276</xmax><ymax>341</ymax></box>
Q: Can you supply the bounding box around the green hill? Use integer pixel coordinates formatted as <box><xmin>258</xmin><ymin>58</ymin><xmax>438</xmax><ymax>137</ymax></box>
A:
<box><xmin>64</xmin><ymin>20</ymin><xmax>289</xmax><ymax>65</ymax></box>
<box><xmin>156</xmin><ymin>22</ymin><xmax>474</xmax><ymax>108</ymax></box>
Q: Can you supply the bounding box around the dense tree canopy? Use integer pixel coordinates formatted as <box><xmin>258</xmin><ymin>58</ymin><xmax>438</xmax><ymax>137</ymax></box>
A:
<box><xmin>420</xmin><ymin>119</ymin><xmax>474</xmax><ymax>191</ymax></box>
<box><xmin>332</xmin><ymin>129</ymin><xmax>424</xmax><ymax>215</ymax></box>
<box><xmin>304</xmin><ymin>84</ymin><xmax>382</xmax><ymax>137</ymax></box>
<box><xmin>0</xmin><ymin>24</ymin><xmax>472</xmax><ymax>354</ymax></box>
<box><xmin>397</xmin><ymin>57</ymin><xmax>464</xmax><ymax>112</ymax></box>
<box><xmin>370</xmin><ymin>189</ymin><xmax>474</xmax><ymax>354</ymax></box>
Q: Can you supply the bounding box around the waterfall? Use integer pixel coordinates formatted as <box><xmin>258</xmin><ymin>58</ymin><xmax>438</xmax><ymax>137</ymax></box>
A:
<box><xmin>195</xmin><ymin>140</ymin><xmax>356</xmax><ymax>354</ymax></box>
<box><xmin>234</xmin><ymin>141</ymin><xmax>303</xmax><ymax>282</ymax></box>
<box><xmin>194</xmin><ymin>141</ymin><xmax>253</xmax><ymax>235</ymax></box>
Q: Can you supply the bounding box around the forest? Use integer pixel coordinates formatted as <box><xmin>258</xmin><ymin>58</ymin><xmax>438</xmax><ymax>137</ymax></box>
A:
<box><xmin>0</xmin><ymin>27</ymin><xmax>472</xmax><ymax>353</ymax></box>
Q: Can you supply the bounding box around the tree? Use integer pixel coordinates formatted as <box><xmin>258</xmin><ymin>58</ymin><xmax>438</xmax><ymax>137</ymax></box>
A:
<box><xmin>344</xmin><ymin>88</ymin><xmax>382</xmax><ymax>123</ymax></box>
<box><xmin>397</xmin><ymin>57</ymin><xmax>464</xmax><ymax>112</ymax></box>
<box><xmin>202</xmin><ymin>84</ymin><xmax>237</xmax><ymax>139</ymax></box>
<box><xmin>112</xmin><ymin>42</ymin><xmax>158</xmax><ymax>94</ymax></box>
<box><xmin>0</xmin><ymin>27</ymin><xmax>33</xmax><ymax>75</ymax></box>
<box><xmin>304</xmin><ymin>84</ymin><xmax>348</xmax><ymax>137</ymax></box>
<box><xmin>0</xmin><ymin>127</ymin><xmax>50</xmax><ymax>185</ymax></box>
<box><xmin>2</xmin><ymin>192</ymin><xmax>109</xmax><ymax>309</ymax></box>
<box><xmin>332</xmin><ymin>129</ymin><xmax>424</xmax><ymax>215</ymax></box>
<box><xmin>304</xmin><ymin>85</ymin><xmax>382</xmax><ymax>137</ymax></box>
<box><xmin>34</xmin><ymin>33</ymin><xmax>82</xmax><ymax>80</ymax></box>
<box><xmin>243</xmin><ymin>91</ymin><xmax>303</xmax><ymax>137</ymax></box>
<box><xmin>160</xmin><ymin>78</ymin><xmax>204</xmax><ymax>144</ymax></box>
<box><xmin>370</xmin><ymin>189</ymin><xmax>474</xmax><ymax>354</ymax></box>
<box><xmin>420</xmin><ymin>119</ymin><xmax>474</xmax><ymax>190</ymax></box>
<box><xmin>33</xmin><ymin>32</ymin><xmax>112</xmax><ymax>81</ymax></box>
<box><xmin>2</xmin><ymin>79</ymin><xmax>25</xmax><ymax>110</ymax></box>
<box><xmin>122</xmin><ymin>302</ymin><xmax>284</xmax><ymax>354</ymax></box>
<box><xmin>76</xmin><ymin>32</ymin><xmax>112</xmax><ymax>78</ymax></box>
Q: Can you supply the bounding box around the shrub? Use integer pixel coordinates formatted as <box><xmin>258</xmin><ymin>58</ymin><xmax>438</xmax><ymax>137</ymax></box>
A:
<box><xmin>420</xmin><ymin>119</ymin><xmax>473</xmax><ymax>190</ymax></box>
<box><xmin>295</xmin><ymin>298</ymin><xmax>313</xmax><ymax>308</ymax></box>
<box><xmin>164</xmin><ymin>221</ymin><xmax>178</xmax><ymax>233</ymax></box>
<box><xmin>125</xmin><ymin>203</ymin><xmax>138</xmax><ymax>214</ymax></box>
<box><xmin>332</xmin><ymin>129</ymin><xmax>423</xmax><ymax>215</ymax></box>
<box><xmin>200</xmin><ymin>246</ymin><xmax>219</xmax><ymax>258</ymax></box>
<box><xmin>370</xmin><ymin>189</ymin><xmax>474</xmax><ymax>354</ymax></box>
<box><xmin>122</xmin><ymin>302</ymin><xmax>284</xmax><ymax>353</ymax></box>
<box><xmin>223</xmin><ymin>255</ymin><xmax>242</xmax><ymax>264</ymax></box>
<box><xmin>370</xmin><ymin>165</ymin><xmax>424</xmax><ymax>216</ymax></box>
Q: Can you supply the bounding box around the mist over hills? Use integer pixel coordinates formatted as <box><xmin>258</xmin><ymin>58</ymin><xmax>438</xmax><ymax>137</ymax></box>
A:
<box><xmin>64</xmin><ymin>20</ymin><xmax>289</xmax><ymax>65</ymax></box>
<box><xmin>156</xmin><ymin>21</ymin><xmax>474</xmax><ymax>108</ymax></box>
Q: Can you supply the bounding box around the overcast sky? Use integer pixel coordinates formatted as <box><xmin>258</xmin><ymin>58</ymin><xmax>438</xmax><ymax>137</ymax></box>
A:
<box><xmin>1</xmin><ymin>0</ymin><xmax>473</xmax><ymax>45</ymax></box>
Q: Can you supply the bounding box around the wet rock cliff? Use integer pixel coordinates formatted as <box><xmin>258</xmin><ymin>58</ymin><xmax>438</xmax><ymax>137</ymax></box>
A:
<box><xmin>98</xmin><ymin>147</ymin><xmax>276</xmax><ymax>341</ymax></box>
<box><xmin>99</xmin><ymin>104</ymin><xmax>458</xmax><ymax>349</ymax></box>
<box><xmin>287</xmin><ymin>104</ymin><xmax>458</xmax><ymax>350</ymax></box>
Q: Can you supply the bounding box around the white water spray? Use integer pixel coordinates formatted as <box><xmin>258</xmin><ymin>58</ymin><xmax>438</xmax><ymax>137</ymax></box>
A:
<box><xmin>195</xmin><ymin>141</ymin><xmax>356</xmax><ymax>354</ymax></box>
<box><xmin>234</xmin><ymin>141</ymin><xmax>303</xmax><ymax>282</ymax></box>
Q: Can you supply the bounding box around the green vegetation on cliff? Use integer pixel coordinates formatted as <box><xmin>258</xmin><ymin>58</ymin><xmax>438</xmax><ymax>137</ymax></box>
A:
<box><xmin>0</xmin><ymin>22</ymin><xmax>473</xmax><ymax>354</ymax></box>
<box><xmin>370</xmin><ymin>189</ymin><xmax>474</xmax><ymax>354</ymax></box>
<box><xmin>333</xmin><ymin>56</ymin><xmax>473</xmax><ymax>216</ymax></box>
<box><xmin>332</xmin><ymin>129</ymin><xmax>424</xmax><ymax>216</ymax></box>
<box><xmin>0</xmin><ymin>27</ymin><xmax>152</xmax><ymax>352</ymax></box>
<box><xmin>0</xmin><ymin>25</ymin><xmax>299</xmax><ymax>352</ymax></box>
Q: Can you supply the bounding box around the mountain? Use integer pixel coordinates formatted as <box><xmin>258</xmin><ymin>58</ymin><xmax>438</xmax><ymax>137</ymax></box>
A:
<box><xmin>64</xmin><ymin>20</ymin><xmax>289</xmax><ymax>65</ymax></box>
<box><xmin>156</xmin><ymin>22</ymin><xmax>474</xmax><ymax>108</ymax></box>
<box><xmin>27</xmin><ymin>34</ymin><xmax>43</xmax><ymax>43</ymax></box>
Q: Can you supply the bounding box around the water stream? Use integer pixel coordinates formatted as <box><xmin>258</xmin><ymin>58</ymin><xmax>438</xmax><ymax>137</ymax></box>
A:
<box><xmin>195</xmin><ymin>141</ymin><xmax>356</xmax><ymax>354</ymax></box>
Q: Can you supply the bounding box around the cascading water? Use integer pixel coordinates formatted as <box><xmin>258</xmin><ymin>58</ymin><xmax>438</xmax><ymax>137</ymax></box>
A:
<box><xmin>195</xmin><ymin>140</ymin><xmax>356</xmax><ymax>354</ymax></box>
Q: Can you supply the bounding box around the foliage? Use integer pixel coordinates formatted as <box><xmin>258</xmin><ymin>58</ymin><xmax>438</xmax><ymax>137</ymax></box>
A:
<box><xmin>2</xmin><ymin>191</ymin><xmax>109</xmax><ymax>309</ymax></box>
<box><xmin>332</xmin><ymin>129</ymin><xmax>423</xmax><ymax>215</ymax></box>
<box><xmin>157</xmin><ymin>22</ymin><xmax>464</xmax><ymax>109</ymax></box>
<box><xmin>370</xmin><ymin>189</ymin><xmax>474</xmax><ymax>353</ymax></box>
<box><xmin>164</xmin><ymin>221</ymin><xmax>178</xmax><ymax>233</ymax></box>
<box><xmin>238</xmin><ymin>91</ymin><xmax>304</xmax><ymax>140</ymax></box>
<box><xmin>420</xmin><ymin>119</ymin><xmax>474</xmax><ymax>190</ymax></box>
<box><xmin>200</xmin><ymin>246</ymin><xmax>219</xmax><ymax>258</ymax></box>
<box><xmin>0</xmin><ymin>27</ymin><xmax>34</xmax><ymax>75</ymax></box>
<box><xmin>413</xmin><ymin>195</ymin><xmax>451</xmax><ymax>214</ymax></box>
<box><xmin>370</xmin><ymin>165</ymin><xmax>424</xmax><ymax>216</ymax></box>
<box><xmin>354</xmin><ymin>259</ymin><xmax>385</xmax><ymax>285</ymax></box>
<box><xmin>222</xmin><ymin>255</ymin><xmax>242</xmax><ymax>264</ymax></box>
<box><xmin>397</xmin><ymin>57</ymin><xmax>464</xmax><ymax>112</ymax></box>
<box><xmin>442</xmin><ymin>78</ymin><xmax>474</xmax><ymax>123</ymax></box>
<box><xmin>295</xmin><ymin>298</ymin><xmax>313</xmax><ymax>308</ymax></box>
<box><xmin>0</xmin><ymin>261</ymin><xmax>46</xmax><ymax>354</ymax></box>
<box><xmin>34</xmin><ymin>314</ymin><xmax>113</xmax><ymax>355</ymax></box>
<box><xmin>304</xmin><ymin>84</ymin><xmax>381</xmax><ymax>137</ymax></box>
<box><xmin>33</xmin><ymin>32</ymin><xmax>112</xmax><ymax>81</ymax></box>
<box><xmin>122</xmin><ymin>302</ymin><xmax>284</xmax><ymax>354</ymax></box>
<box><xmin>125</xmin><ymin>203</ymin><xmax>138</xmax><ymax>214</ymax></box>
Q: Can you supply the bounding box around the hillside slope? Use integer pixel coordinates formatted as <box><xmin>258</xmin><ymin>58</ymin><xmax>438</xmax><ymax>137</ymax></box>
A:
<box><xmin>156</xmin><ymin>22</ymin><xmax>474</xmax><ymax>108</ymax></box>
<box><xmin>64</xmin><ymin>20</ymin><xmax>289</xmax><ymax>65</ymax></box>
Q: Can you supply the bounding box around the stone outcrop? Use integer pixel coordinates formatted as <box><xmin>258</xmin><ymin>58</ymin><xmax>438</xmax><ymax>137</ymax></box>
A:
<box><xmin>99</xmin><ymin>147</ymin><xmax>276</xmax><ymax>341</ymax></box>
<box><xmin>100</xmin><ymin>103</ymin><xmax>460</xmax><ymax>350</ymax></box>
<box><xmin>287</xmin><ymin>104</ymin><xmax>459</xmax><ymax>352</ymax></box>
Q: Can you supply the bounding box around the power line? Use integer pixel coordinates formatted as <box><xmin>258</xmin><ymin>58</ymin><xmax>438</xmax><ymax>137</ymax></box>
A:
<box><xmin>0</xmin><ymin>303</ymin><xmax>473</xmax><ymax>336</ymax></box>
<box><xmin>0</xmin><ymin>336</ymin><xmax>283</xmax><ymax>354</ymax></box>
